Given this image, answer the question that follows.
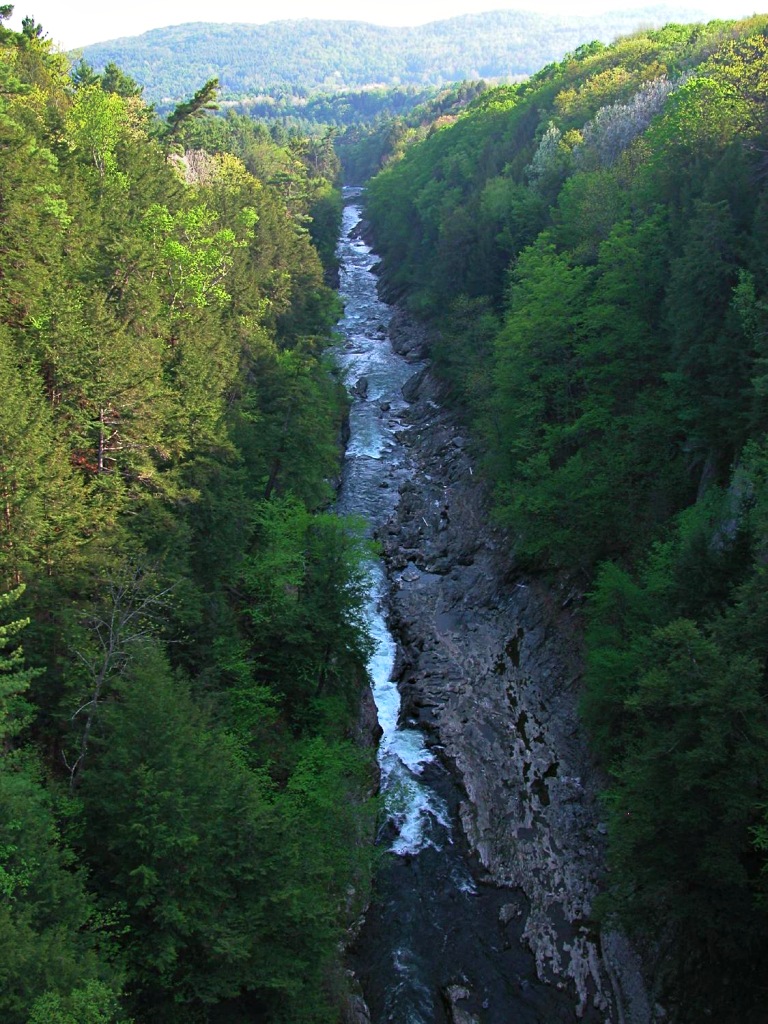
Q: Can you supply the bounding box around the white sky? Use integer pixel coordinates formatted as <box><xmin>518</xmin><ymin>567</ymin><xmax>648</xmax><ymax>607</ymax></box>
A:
<box><xmin>6</xmin><ymin>0</ymin><xmax>758</xmax><ymax>51</ymax></box>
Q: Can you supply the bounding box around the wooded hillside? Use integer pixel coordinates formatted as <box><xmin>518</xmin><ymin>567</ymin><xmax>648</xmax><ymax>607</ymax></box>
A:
<box><xmin>79</xmin><ymin>8</ymin><xmax>709</xmax><ymax>104</ymax></box>
<box><xmin>0</xmin><ymin>13</ymin><xmax>374</xmax><ymax>1023</ymax></box>
<box><xmin>365</xmin><ymin>16</ymin><xmax>768</xmax><ymax>1020</ymax></box>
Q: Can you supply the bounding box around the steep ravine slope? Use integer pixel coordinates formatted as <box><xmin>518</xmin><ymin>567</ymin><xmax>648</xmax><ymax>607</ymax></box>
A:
<box><xmin>377</xmin><ymin>311</ymin><xmax>653</xmax><ymax>1023</ymax></box>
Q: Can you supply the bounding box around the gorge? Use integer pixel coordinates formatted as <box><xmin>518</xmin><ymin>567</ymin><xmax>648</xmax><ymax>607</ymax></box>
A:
<box><xmin>3</xmin><ymin>12</ymin><xmax>768</xmax><ymax>1022</ymax></box>
<box><xmin>335</xmin><ymin>194</ymin><xmax>649</xmax><ymax>1024</ymax></box>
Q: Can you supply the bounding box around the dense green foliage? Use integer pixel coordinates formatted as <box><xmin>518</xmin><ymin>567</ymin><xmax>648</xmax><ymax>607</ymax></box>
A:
<box><xmin>214</xmin><ymin>82</ymin><xmax>488</xmax><ymax>182</ymax></box>
<box><xmin>232</xmin><ymin>84</ymin><xmax>444</xmax><ymax>127</ymax></box>
<box><xmin>175</xmin><ymin>81</ymin><xmax>489</xmax><ymax>187</ymax></box>
<box><xmin>335</xmin><ymin>81</ymin><xmax>489</xmax><ymax>185</ymax></box>
<box><xmin>169</xmin><ymin>109</ymin><xmax>343</xmax><ymax>280</ymax></box>
<box><xmin>79</xmin><ymin>9</ymin><xmax>706</xmax><ymax>105</ymax></box>
<box><xmin>0</xmin><ymin>13</ymin><xmax>374</xmax><ymax>1023</ymax></box>
<box><xmin>366</xmin><ymin>16</ymin><xmax>768</xmax><ymax>1019</ymax></box>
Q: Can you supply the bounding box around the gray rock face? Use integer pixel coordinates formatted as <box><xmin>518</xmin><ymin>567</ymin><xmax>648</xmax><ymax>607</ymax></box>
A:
<box><xmin>380</xmin><ymin>362</ymin><xmax>651</xmax><ymax>1023</ymax></box>
<box><xmin>341</xmin><ymin>984</ymin><xmax>373</xmax><ymax>1024</ymax></box>
<box><xmin>388</xmin><ymin>306</ymin><xmax>431</xmax><ymax>361</ymax></box>
<box><xmin>445</xmin><ymin>984</ymin><xmax>481</xmax><ymax>1024</ymax></box>
<box><xmin>401</xmin><ymin>366</ymin><xmax>428</xmax><ymax>403</ymax></box>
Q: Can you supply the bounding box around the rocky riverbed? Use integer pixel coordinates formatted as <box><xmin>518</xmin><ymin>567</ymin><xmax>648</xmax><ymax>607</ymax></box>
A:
<box><xmin>372</xmin><ymin>308</ymin><xmax>653</xmax><ymax>1024</ymax></box>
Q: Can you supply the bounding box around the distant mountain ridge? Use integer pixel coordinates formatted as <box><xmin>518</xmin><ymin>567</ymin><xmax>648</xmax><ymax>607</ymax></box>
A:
<box><xmin>79</xmin><ymin>7</ymin><xmax>711</xmax><ymax>103</ymax></box>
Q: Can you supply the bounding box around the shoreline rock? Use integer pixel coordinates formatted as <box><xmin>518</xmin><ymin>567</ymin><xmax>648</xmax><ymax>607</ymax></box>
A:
<box><xmin>379</xmin><ymin>321</ymin><xmax>651</xmax><ymax>1023</ymax></box>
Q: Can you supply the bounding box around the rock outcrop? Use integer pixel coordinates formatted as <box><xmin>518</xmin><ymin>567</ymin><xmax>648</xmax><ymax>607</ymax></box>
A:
<box><xmin>378</xmin><ymin>346</ymin><xmax>652</xmax><ymax>1023</ymax></box>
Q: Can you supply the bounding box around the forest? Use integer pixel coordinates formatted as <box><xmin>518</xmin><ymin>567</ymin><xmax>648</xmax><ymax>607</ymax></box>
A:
<box><xmin>5</xmin><ymin>1</ymin><xmax>768</xmax><ymax>1020</ymax></box>
<box><xmin>364</xmin><ymin>14</ymin><xmax>768</xmax><ymax>1020</ymax></box>
<box><xmin>0</xmin><ymin>10</ymin><xmax>378</xmax><ymax>1023</ymax></box>
<box><xmin>79</xmin><ymin>8</ymin><xmax>702</xmax><ymax>105</ymax></box>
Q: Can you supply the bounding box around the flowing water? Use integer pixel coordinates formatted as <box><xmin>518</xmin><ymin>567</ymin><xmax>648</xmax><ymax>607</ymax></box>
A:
<box><xmin>334</xmin><ymin>193</ymin><xmax>578</xmax><ymax>1024</ymax></box>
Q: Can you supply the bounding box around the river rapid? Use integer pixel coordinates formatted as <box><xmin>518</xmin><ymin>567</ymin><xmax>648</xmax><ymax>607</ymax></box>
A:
<box><xmin>334</xmin><ymin>193</ymin><xmax>580</xmax><ymax>1024</ymax></box>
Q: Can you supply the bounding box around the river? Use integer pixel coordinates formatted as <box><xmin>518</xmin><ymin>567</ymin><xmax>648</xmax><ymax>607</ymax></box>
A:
<box><xmin>334</xmin><ymin>192</ymin><xmax>582</xmax><ymax>1024</ymax></box>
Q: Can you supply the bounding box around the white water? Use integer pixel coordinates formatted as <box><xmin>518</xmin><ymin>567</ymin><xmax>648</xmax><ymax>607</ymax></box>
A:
<box><xmin>337</xmin><ymin>194</ymin><xmax>582</xmax><ymax>1024</ymax></box>
<box><xmin>334</xmin><ymin>196</ymin><xmax>451</xmax><ymax>859</ymax></box>
<box><xmin>366</xmin><ymin>580</ymin><xmax>452</xmax><ymax>856</ymax></box>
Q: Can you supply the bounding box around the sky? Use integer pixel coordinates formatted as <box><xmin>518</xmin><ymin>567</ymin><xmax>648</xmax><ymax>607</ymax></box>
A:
<box><xmin>6</xmin><ymin>0</ymin><xmax>758</xmax><ymax>51</ymax></box>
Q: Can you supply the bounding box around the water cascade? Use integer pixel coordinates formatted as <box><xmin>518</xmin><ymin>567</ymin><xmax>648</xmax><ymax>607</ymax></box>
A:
<box><xmin>334</xmin><ymin>192</ymin><xmax>579</xmax><ymax>1024</ymax></box>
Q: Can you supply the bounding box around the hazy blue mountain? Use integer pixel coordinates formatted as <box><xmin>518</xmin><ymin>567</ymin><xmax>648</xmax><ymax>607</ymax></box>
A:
<box><xmin>78</xmin><ymin>7</ymin><xmax>711</xmax><ymax>103</ymax></box>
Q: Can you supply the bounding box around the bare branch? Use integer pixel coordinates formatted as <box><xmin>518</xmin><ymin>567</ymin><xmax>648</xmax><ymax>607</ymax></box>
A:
<box><xmin>68</xmin><ymin>561</ymin><xmax>175</xmax><ymax>789</ymax></box>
